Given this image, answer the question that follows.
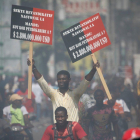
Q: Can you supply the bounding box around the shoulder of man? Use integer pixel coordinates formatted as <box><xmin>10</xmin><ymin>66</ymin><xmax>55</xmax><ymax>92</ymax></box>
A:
<box><xmin>71</xmin><ymin>121</ymin><xmax>82</xmax><ymax>129</ymax></box>
<box><xmin>45</xmin><ymin>124</ymin><xmax>54</xmax><ymax>133</ymax></box>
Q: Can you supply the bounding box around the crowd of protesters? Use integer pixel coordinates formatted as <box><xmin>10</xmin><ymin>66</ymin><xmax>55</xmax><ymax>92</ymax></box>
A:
<box><xmin>0</xmin><ymin>69</ymin><xmax>140</xmax><ymax>140</ymax></box>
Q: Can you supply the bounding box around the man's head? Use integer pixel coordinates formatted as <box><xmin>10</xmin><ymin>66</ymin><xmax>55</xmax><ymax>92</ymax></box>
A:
<box><xmin>55</xmin><ymin>106</ymin><xmax>68</xmax><ymax>126</ymax></box>
<box><xmin>10</xmin><ymin>94</ymin><xmax>23</xmax><ymax>108</ymax></box>
<box><xmin>19</xmin><ymin>79</ymin><xmax>27</xmax><ymax>93</ymax></box>
<box><xmin>57</xmin><ymin>70</ymin><xmax>71</xmax><ymax>89</ymax></box>
<box><xmin>94</xmin><ymin>89</ymin><xmax>104</xmax><ymax>105</ymax></box>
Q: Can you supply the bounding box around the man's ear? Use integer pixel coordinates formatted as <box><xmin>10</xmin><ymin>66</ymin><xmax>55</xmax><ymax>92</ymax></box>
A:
<box><xmin>66</xmin><ymin>115</ymin><xmax>68</xmax><ymax>119</ymax></box>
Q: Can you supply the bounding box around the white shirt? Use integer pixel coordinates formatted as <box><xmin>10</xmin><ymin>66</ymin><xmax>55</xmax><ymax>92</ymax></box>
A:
<box><xmin>37</xmin><ymin>76</ymin><xmax>89</xmax><ymax>122</ymax></box>
<box><xmin>116</xmin><ymin>99</ymin><xmax>130</xmax><ymax>112</ymax></box>
<box><xmin>3</xmin><ymin>105</ymin><xmax>28</xmax><ymax>123</ymax></box>
<box><xmin>80</xmin><ymin>94</ymin><xmax>95</xmax><ymax>110</ymax></box>
<box><xmin>32</xmin><ymin>82</ymin><xmax>43</xmax><ymax>103</ymax></box>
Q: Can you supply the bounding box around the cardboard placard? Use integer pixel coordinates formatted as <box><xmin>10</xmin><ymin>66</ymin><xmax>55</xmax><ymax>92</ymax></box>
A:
<box><xmin>61</xmin><ymin>13</ymin><xmax>111</xmax><ymax>63</ymax></box>
<box><xmin>10</xmin><ymin>5</ymin><xmax>54</xmax><ymax>45</ymax></box>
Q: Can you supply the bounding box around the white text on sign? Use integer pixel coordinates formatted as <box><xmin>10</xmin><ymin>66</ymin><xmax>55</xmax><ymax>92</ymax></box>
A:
<box><xmin>72</xmin><ymin>37</ymin><xmax>108</xmax><ymax>59</ymax></box>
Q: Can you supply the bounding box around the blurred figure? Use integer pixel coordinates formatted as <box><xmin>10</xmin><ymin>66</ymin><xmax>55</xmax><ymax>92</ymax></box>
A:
<box><xmin>3</xmin><ymin>94</ymin><xmax>33</xmax><ymax>140</ymax></box>
<box><xmin>118</xmin><ymin>78</ymin><xmax>140</xmax><ymax>128</ymax></box>
<box><xmin>118</xmin><ymin>78</ymin><xmax>137</xmax><ymax>111</ymax></box>
<box><xmin>4</xmin><ymin>92</ymin><xmax>13</xmax><ymax>106</ymax></box>
<box><xmin>80</xmin><ymin>87</ymin><xmax>96</xmax><ymax>111</ymax></box>
<box><xmin>5</xmin><ymin>77</ymin><xmax>18</xmax><ymax>95</ymax></box>
<box><xmin>3</xmin><ymin>94</ymin><xmax>29</xmax><ymax>126</ymax></box>
<box><xmin>136</xmin><ymin>80</ymin><xmax>140</xmax><ymax>127</ymax></box>
<box><xmin>104</xmin><ymin>87</ymin><xmax>131</xmax><ymax>139</ymax></box>
<box><xmin>0</xmin><ymin>75</ymin><xmax>6</xmax><ymax>109</ymax></box>
<box><xmin>40</xmin><ymin>93</ymin><xmax>48</xmax><ymax>118</ymax></box>
<box><xmin>85</xmin><ymin>89</ymin><xmax>119</xmax><ymax>140</ymax></box>
<box><xmin>16</xmin><ymin>79</ymin><xmax>36</xmax><ymax>120</ymax></box>
<box><xmin>79</xmin><ymin>87</ymin><xmax>96</xmax><ymax>134</ymax></box>
<box><xmin>122</xmin><ymin>128</ymin><xmax>140</xmax><ymax>140</ymax></box>
<box><xmin>32</xmin><ymin>79</ymin><xmax>43</xmax><ymax>121</ymax></box>
<box><xmin>0</xmin><ymin>107</ymin><xmax>12</xmax><ymax>140</ymax></box>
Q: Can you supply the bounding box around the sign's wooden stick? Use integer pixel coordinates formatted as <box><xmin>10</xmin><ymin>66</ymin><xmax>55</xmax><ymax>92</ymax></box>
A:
<box><xmin>91</xmin><ymin>53</ymin><xmax>112</xmax><ymax>100</ymax></box>
<box><xmin>28</xmin><ymin>42</ymin><xmax>33</xmax><ymax>99</ymax></box>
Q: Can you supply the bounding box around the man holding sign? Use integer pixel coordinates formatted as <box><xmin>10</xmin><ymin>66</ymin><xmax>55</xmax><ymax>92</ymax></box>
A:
<box><xmin>27</xmin><ymin>59</ymin><xmax>99</xmax><ymax>122</ymax></box>
<box><xmin>61</xmin><ymin>13</ymin><xmax>112</xmax><ymax>100</ymax></box>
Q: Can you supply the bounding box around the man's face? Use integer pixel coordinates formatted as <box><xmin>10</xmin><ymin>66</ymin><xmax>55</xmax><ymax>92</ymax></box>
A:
<box><xmin>13</xmin><ymin>100</ymin><xmax>22</xmax><ymax>108</ymax></box>
<box><xmin>94</xmin><ymin>92</ymin><xmax>104</xmax><ymax>104</ymax></box>
<box><xmin>55</xmin><ymin>111</ymin><xmax>68</xmax><ymax>126</ymax></box>
<box><xmin>57</xmin><ymin>74</ymin><xmax>70</xmax><ymax>89</ymax></box>
<box><xmin>19</xmin><ymin>81</ymin><xmax>26</xmax><ymax>92</ymax></box>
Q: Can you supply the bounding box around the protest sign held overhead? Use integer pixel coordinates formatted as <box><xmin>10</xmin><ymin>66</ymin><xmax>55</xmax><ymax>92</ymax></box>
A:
<box><xmin>61</xmin><ymin>13</ymin><xmax>111</xmax><ymax>63</ymax></box>
<box><xmin>10</xmin><ymin>5</ymin><xmax>54</xmax><ymax>99</ymax></box>
<box><xmin>10</xmin><ymin>5</ymin><xmax>54</xmax><ymax>45</ymax></box>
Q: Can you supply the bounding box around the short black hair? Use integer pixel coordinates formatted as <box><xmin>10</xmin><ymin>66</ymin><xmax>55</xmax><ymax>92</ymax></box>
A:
<box><xmin>94</xmin><ymin>89</ymin><xmax>104</xmax><ymax>97</ymax></box>
<box><xmin>57</xmin><ymin>70</ymin><xmax>70</xmax><ymax>79</ymax></box>
<box><xmin>55</xmin><ymin>106</ymin><xmax>67</xmax><ymax>116</ymax></box>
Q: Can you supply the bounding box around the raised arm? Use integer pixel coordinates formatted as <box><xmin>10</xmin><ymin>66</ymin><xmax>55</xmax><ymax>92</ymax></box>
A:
<box><xmin>27</xmin><ymin>58</ymin><xmax>42</xmax><ymax>80</ymax></box>
<box><xmin>73</xmin><ymin>61</ymin><xmax>100</xmax><ymax>99</ymax></box>
<box><xmin>85</xmin><ymin>61</ymin><xmax>100</xmax><ymax>81</ymax></box>
<box><xmin>27</xmin><ymin>58</ymin><xmax>55</xmax><ymax>98</ymax></box>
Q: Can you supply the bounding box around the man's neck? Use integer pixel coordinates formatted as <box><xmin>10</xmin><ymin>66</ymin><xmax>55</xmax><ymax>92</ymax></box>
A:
<box><xmin>96</xmin><ymin>103</ymin><xmax>104</xmax><ymax>110</ymax></box>
<box><xmin>12</xmin><ymin>104</ymin><xmax>17</xmax><ymax>109</ymax></box>
<box><xmin>59</xmin><ymin>88</ymin><xmax>69</xmax><ymax>95</ymax></box>
<box><xmin>20</xmin><ymin>89</ymin><xmax>26</xmax><ymax>93</ymax></box>
<box><xmin>57</xmin><ymin>122</ymin><xmax>68</xmax><ymax>130</ymax></box>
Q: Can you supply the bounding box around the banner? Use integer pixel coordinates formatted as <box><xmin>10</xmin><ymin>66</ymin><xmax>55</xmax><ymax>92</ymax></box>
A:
<box><xmin>10</xmin><ymin>5</ymin><xmax>54</xmax><ymax>45</ymax></box>
<box><xmin>61</xmin><ymin>13</ymin><xmax>111</xmax><ymax>63</ymax></box>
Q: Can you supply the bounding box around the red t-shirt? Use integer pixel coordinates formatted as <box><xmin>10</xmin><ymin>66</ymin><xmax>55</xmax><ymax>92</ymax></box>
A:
<box><xmin>17</xmin><ymin>89</ymin><xmax>35</xmax><ymax>113</ymax></box>
<box><xmin>41</xmin><ymin>122</ymin><xmax>87</xmax><ymax>140</ymax></box>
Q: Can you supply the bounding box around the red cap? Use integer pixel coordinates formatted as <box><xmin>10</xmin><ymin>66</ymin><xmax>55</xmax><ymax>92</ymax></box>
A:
<box><xmin>123</xmin><ymin>128</ymin><xmax>140</xmax><ymax>140</ymax></box>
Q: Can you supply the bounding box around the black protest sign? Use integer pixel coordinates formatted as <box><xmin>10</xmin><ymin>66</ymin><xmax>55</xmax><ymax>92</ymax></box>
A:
<box><xmin>10</xmin><ymin>5</ymin><xmax>54</xmax><ymax>45</ymax></box>
<box><xmin>61</xmin><ymin>13</ymin><xmax>111</xmax><ymax>63</ymax></box>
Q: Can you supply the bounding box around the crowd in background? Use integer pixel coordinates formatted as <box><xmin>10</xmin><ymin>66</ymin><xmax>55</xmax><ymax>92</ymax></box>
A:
<box><xmin>0</xmin><ymin>72</ymin><xmax>140</xmax><ymax>139</ymax></box>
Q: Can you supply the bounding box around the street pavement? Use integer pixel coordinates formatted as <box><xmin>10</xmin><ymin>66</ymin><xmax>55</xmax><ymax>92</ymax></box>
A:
<box><xmin>32</xmin><ymin>117</ymin><xmax>52</xmax><ymax>140</ymax></box>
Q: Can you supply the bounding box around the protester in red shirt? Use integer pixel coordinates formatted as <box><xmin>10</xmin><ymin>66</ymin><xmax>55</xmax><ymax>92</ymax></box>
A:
<box><xmin>41</xmin><ymin>106</ymin><xmax>88</xmax><ymax>140</ymax></box>
<box><xmin>17</xmin><ymin>79</ymin><xmax>36</xmax><ymax>114</ymax></box>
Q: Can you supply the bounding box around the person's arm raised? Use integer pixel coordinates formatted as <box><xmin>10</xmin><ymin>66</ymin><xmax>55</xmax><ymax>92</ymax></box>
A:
<box><xmin>85</xmin><ymin>61</ymin><xmax>100</xmax><ymax>81</ymax></box>
<box><xmin>27</xmin><ymin>58</ymin><xmax>55</xmax><ymax>99</ymax></box>
<box><xmin>27</xmin><ymin>58</ymin><xmax>42</xmax><ymax>80</ymax></box>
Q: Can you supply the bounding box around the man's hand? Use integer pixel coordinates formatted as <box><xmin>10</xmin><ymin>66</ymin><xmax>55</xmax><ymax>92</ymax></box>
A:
<box><xmin>27</xmin><ymin>58</ymin><xmax>35</xmax><ymax>66</ymax></box>
<box><xmin>107</xmin><ymin>99</ymin><xmax>115</xmax><ymax>107</ymax></box>
<box><xmin>93</xmin><ymin>61</ymin><xmax>100</xmax><ymax>69</ymax></box>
